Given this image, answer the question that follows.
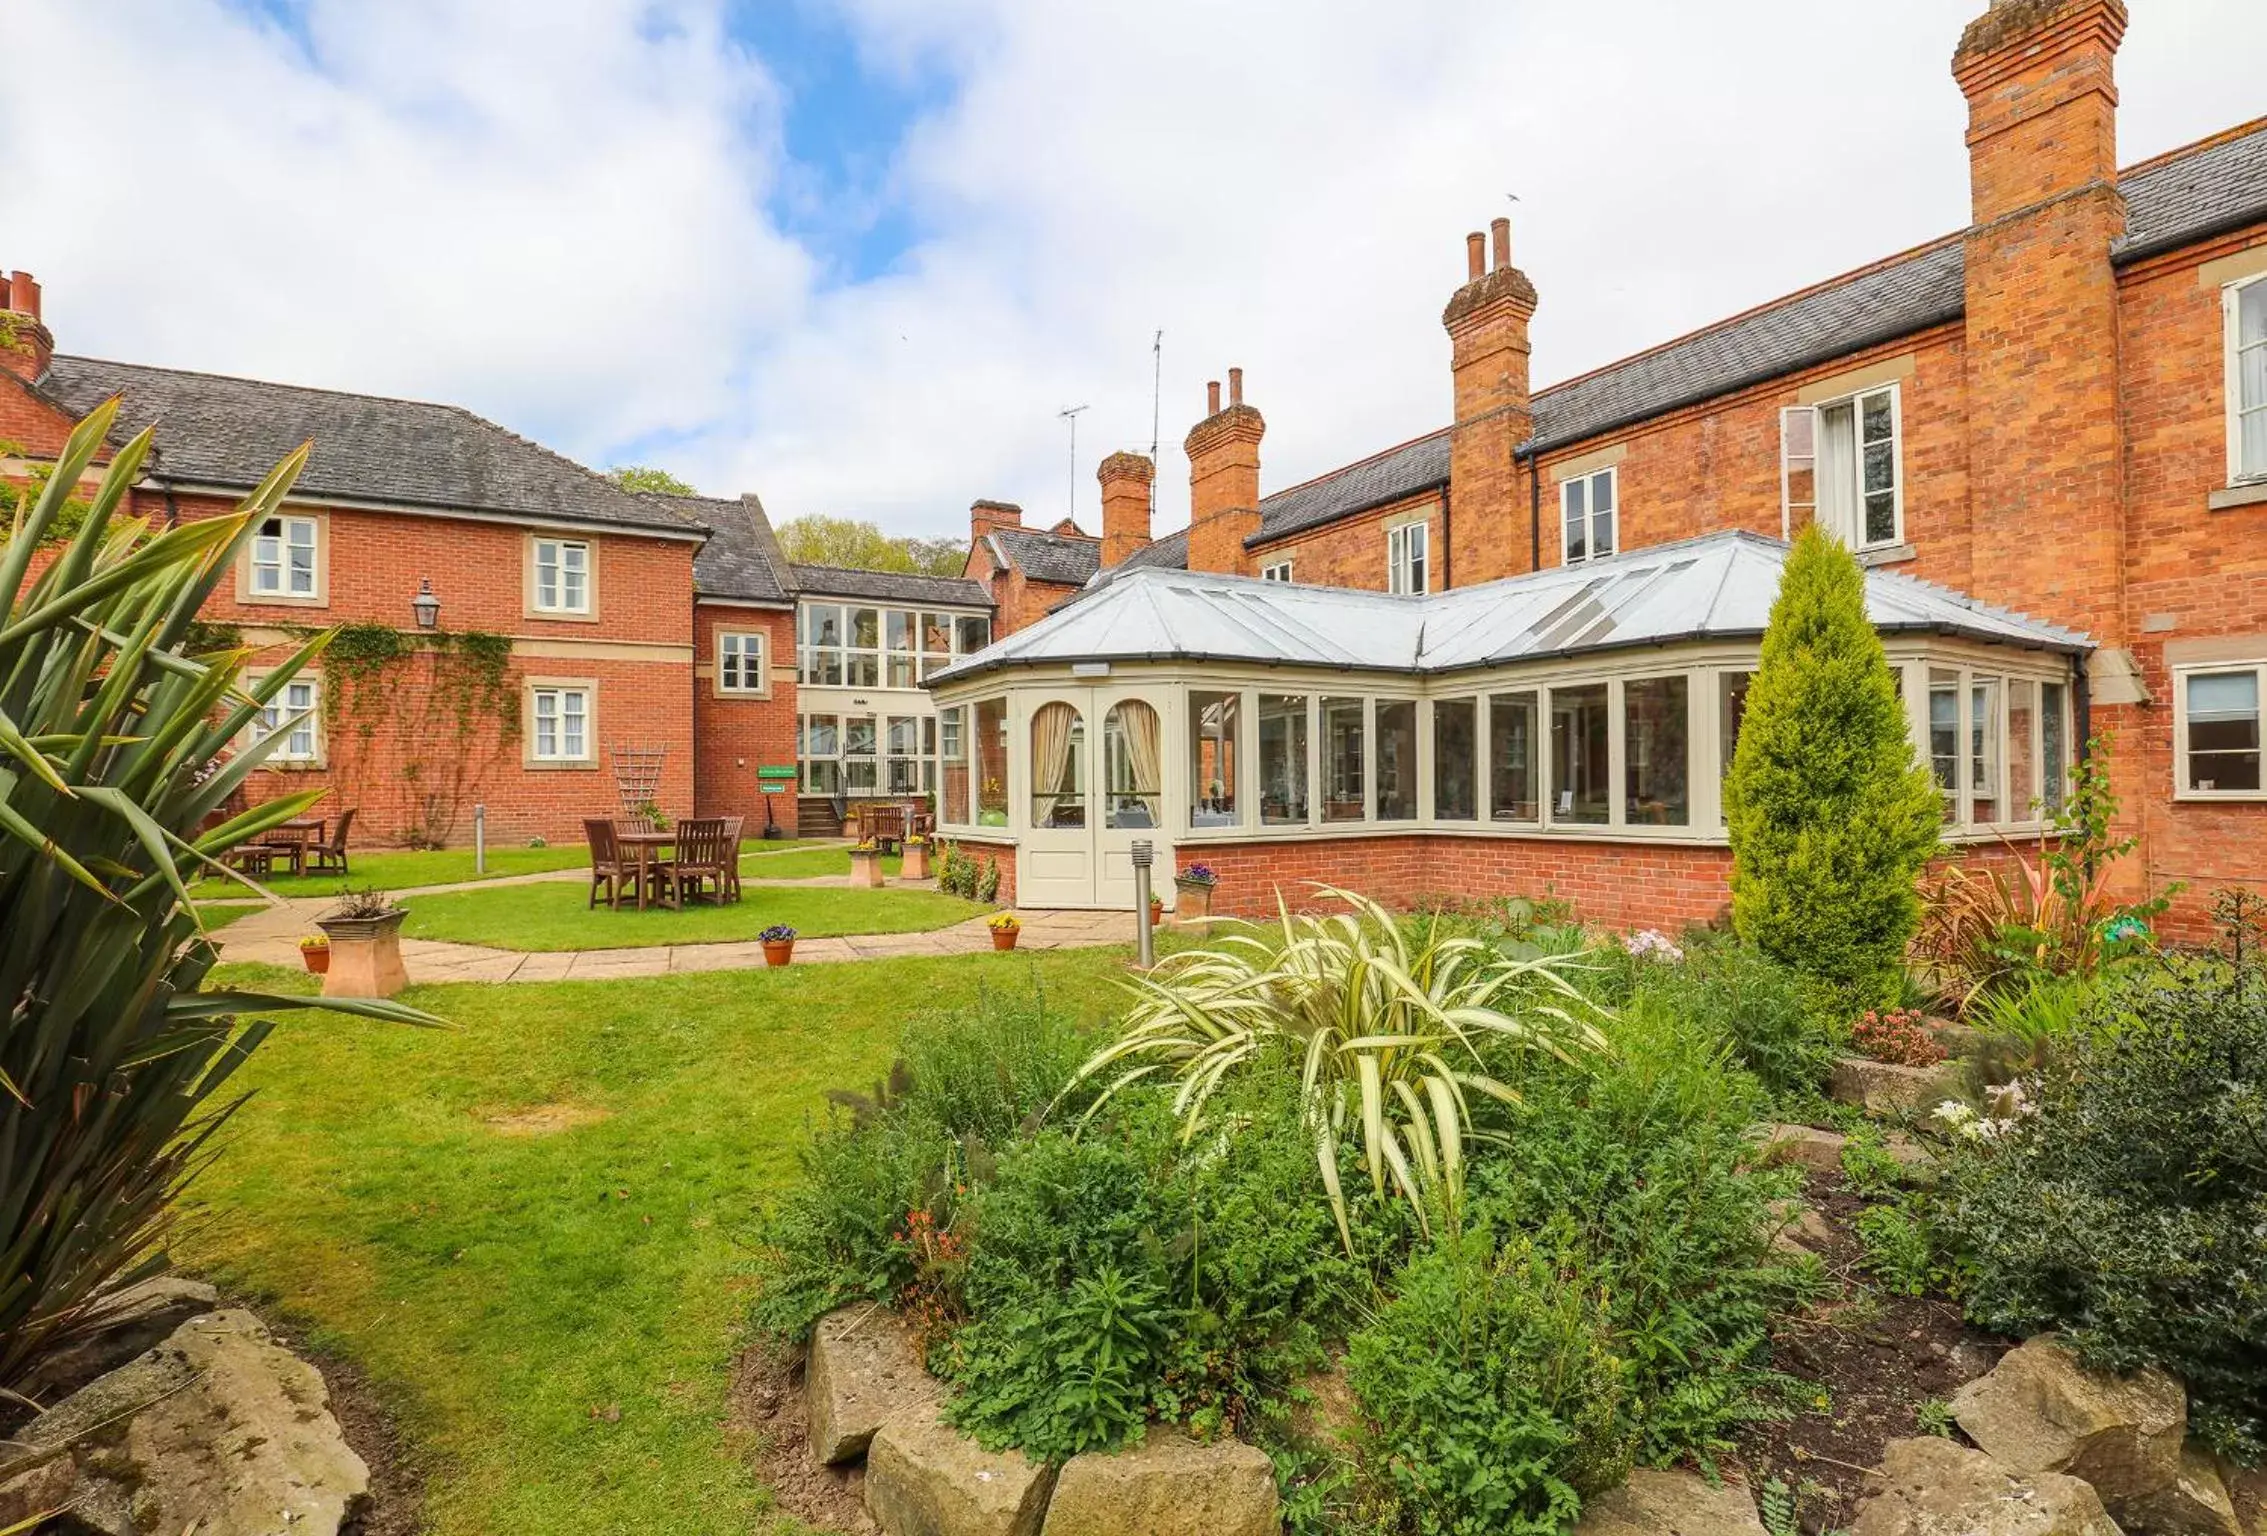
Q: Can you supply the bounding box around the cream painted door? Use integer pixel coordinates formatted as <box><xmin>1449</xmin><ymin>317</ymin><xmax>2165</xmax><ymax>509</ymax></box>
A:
<box><xmin>1017</xmin><ymin>687</ymin><xmax>1173</xmax><ymax>910</ymax></box>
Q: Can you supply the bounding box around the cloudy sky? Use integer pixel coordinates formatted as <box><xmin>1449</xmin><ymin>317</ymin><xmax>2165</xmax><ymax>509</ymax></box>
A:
<box><xmin>6</xmin><ymin>1</ymin><xmax>2265</xmax><ymax>540</ymax></box>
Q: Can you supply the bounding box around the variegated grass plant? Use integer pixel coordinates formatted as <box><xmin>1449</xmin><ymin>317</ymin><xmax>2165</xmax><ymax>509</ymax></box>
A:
<box><xmin>0</xmin><ymin>400</ymin><xmax>437</xmax><ymax>1394</ymax></box>
<box><xmin>1075</xmin><ymin>885</ymin><xmax>1605</xmax><ymax>1250</ymax></box>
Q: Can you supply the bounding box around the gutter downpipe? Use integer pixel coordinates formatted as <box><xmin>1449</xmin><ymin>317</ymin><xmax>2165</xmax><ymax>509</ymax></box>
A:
<box><xmin>1439</xmin><ymin>481</ymin><xmax>1452</xmax><ymax>590</ymax></box>
<box><xmin>1517</xmin><ymin>440</ymin><xmax>1541</xmax><ymax>573</ymax></box>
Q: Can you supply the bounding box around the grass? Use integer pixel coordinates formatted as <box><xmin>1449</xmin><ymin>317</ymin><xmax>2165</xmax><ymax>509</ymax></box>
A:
<box><xmin>737</xmin><ymin>846</ymin><xmax>901</xmax><ymax>881</ymax></box>
<box><xmin>193</xmin><ymin>839</ymin><xmax>825</xmax><ymax>900</ymax></box>
<box><xmin>194</xmin><ymin>901</ymin><xmax>264</xmax><ymax>932</ymax></box>
<box><xmin>178</xmin><ymin>950</ymin><xmax>1139</xmax><ymax>1534</ymax></box>
<box><xmin>399</xmin><ymin>880</ymin><xmax>987</xmax><ymax>951</ymax></box>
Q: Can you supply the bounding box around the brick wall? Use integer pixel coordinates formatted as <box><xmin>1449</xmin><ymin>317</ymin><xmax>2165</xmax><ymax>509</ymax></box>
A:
<box><xmin>692</xmin><ymin>601</ymin><xmax>798</xmax><ymax>832</ymax></box>
<box><xmin>1247</xmin><ymin>487</ymin><xmax>1447</xmax><ymax>591</ymax></box>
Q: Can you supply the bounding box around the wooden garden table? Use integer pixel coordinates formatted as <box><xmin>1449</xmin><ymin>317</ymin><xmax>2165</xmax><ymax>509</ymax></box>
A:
<box><xmin>614</xmin><ymin>827</ymin><xmax>678</xmax><ymax>911</ymax></box>
<box><xmin>258</xmin><ymin>816</ymin><xmax>326</xmax><ymax>877</ymax></box>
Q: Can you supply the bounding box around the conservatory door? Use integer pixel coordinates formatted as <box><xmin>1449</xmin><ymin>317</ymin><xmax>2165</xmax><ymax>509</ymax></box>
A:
<box><xmin>1018</xmin><ymin>688</ymin><xmax>1170</xmax><ymax>909</ymax></box>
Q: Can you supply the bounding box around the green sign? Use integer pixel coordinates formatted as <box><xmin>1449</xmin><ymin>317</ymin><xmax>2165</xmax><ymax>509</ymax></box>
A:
<box><xmin>759</xmin><ymin>782</ymin><xmax>789</xmax><ymax>795</ymax></box>
<box><xmin>756</xmin><ymin>765</ymin><xmax>798</xmax><ymax>781</ymax></box>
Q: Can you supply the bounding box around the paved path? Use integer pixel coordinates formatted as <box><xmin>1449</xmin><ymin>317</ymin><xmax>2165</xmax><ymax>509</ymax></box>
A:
<box><xmin>207</xmin><ymin>865</ymin><xmax>1135</xmax><ymax>982</ymax></box>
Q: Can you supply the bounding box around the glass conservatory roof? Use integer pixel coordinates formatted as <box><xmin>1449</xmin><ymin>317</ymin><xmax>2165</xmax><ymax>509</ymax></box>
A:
<box><xmin>926</xmin><ymin>529</ymin><xmax>2090</xmax><ymax>686</ymax></box>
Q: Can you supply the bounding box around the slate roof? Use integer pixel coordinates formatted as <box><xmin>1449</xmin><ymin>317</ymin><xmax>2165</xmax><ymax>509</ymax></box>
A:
<box><xmin>36</xmin><ymin>355</ymin><xmax>702</xmax><ymax>536</ymax></box>
<box><xmin>788</xmin><ymin>564</ymin><xmax>991</xmax><ymax>609</ymax></box>
<box><xmin>1107</xmin><ymin>118</ymin><xmax>2267</xmax><ymax>567</ymax></box>
<box><xmin>671</xmin><ymin>493</ymin><xmax>792</xmax><ymax>605</ymax></box>
<box><xmin>934</xmin><ymin>529</ymin><xmax>2089</xmax><ymax>687</ymax></box>
<box><xmin>989</xmin><ymin>525</ymin><xmax>1100</xmax><ymax>585</ymax></box>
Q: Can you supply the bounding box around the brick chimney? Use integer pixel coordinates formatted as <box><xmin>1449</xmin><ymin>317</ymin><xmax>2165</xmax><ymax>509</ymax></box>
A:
<box><xmin>969</xmin><ymin>499</ymin><xmax>1023</xmax><ymax>544</ymax></box>
<box><xmin>1442</xmin><ymin>217</ymin><xmax>1537</xmax><ymax>583</ymax></box>
<box><xmin>1097</xmin><ymin>451</ymin><xmax>1155</xmax><ymax>568</ymax></box>
<box><xmin>1955</xmin><ymin>0</ymin><xmax>2128</xmax><ymax>650</ymax></box>
<box><xmin>1184</xmin><ymin>370</ymin><xmax>1264</xmax><ymax>577</ymax></box>
<box><xmin>1</xmin><ymin>270</ymin><xmax>53</xmax><ymax>384</ymax></box>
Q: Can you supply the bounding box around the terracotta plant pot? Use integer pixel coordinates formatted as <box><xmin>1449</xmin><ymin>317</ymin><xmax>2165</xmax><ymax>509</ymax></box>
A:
<box><xmin>315</xmin><ymin>909</ymin><xmax>408</xmax><ymax>999</ymax></box>
<box><xmin>1174</xmin><ymin>880</ymin><xmax>1214</xmax><ymax>919</ymax></box>
<box><xmin>1149</xmin><ymin>899</ymin><xmax>1164</xmax><ymax>928</ymax></box>
<box><xmin>901</xmin><ymin>846</ymin><xmax>931</xmax><ymax>880</ymax></box>
<box><xmin>848</xmin><ymin>852</ymin><xmax>886</xmax><ymax>889</ymax></box>
<box><xmin>762</xmin><ymin>939</ymin><xmax>794</xmax><ymax>967</ymax></box>
<box><xmin>991</xmin><ymin>928</ymin><xmax>1019</xmax><ymax>951</ymax></box>
<box><xmin>301</xmin><ymin>946</ymin><xmax>331</xmax><ymax>976</ymax></box>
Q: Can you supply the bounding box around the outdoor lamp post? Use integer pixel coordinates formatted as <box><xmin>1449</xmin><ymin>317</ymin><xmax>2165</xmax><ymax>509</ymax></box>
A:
<box><xmin>410</xmin><ymin>577</ymin><xmax>441</xmax><ymax>630</ymax></box>
<box><xmin>1131</xmin><ymin>838</ymin><xmax>1155</xmax><ymax>970</ymax></box>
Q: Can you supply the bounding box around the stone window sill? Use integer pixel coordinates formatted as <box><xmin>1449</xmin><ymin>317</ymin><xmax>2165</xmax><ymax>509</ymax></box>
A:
<box><xmin>2207</xmin><ymin>482</ymin><xmax>2267</xmax><ymax>512</ymax></box>
<box><xmin>1856</xmin><ymin>543</ymin><xmax>1918</xmax><ymax>568</ymax></box>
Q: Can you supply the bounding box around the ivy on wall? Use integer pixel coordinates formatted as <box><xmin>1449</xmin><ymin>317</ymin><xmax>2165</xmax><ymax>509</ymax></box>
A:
<box><xmin>310</xmin><ymin>623</ymin><xmax>522</xmax><ymax>848</ymax></box>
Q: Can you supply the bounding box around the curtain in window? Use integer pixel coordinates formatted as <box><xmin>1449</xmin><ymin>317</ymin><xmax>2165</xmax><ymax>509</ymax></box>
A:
<box><xmin>1110</xmin><ymin>701</ymin><xmax>1163</xmax><ymax>827</ymax></box>
<box><xmin>1816</xmin><ymin>401</ymin><xmax>1856</xmax><ymax>544</ymax></box>
<box><xmin>1031</xmin><ymin>701</ymin><xmax>1079</xmax><ymax>826</ymax></box>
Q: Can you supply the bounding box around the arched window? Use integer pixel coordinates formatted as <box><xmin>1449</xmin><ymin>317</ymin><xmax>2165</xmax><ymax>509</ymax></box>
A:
<box><xmin>1030</xmin><ymin>701</ymin><xmax>1086</xmax><ymax>828</ymax></box>
<box><xmin>1103</xmin><ymin>700</ymin><xmax>1163</xmax><ymax>829</ymax></box>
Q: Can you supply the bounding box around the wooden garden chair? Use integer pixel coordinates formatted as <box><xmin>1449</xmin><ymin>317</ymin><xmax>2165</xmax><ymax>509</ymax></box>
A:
<box><xmin>719</xmin><ymin>816</ymin><xmax>745</xmax><ymax>903</ymax></box>
<box><xmin>585</xmin><ymin>819</ymin><xmax>632</xmax><ymax>910</ymax></box>
<box><xmin>671</xmin><ymin>818</ymin><xmax>733</xmax><ymax>906</ymax></box>
<box><xmin>302</xmin><ymin>807</ymin><xmax>356</xmax><ymax>878</ymax></box>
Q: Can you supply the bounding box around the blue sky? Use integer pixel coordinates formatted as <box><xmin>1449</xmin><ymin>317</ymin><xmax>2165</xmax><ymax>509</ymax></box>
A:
<box><xmin>10</xmin><ymin>0</ymin><xmax>2267</xmax><ymax>540</ymax></box>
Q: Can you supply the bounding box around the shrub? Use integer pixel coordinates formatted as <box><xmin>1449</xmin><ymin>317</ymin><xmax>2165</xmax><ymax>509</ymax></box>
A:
<box><xmin>1854</xmin><ymin>1203</ymin><xmax>1935</xmax><ymax>1297</ymax></box>
<box><xmin>1851</xmin><ymin>1007</ymin><xmax>1943</xmax><ymax>1067</ymax></box>
<box><xmin>1624</xmin><ymin>938</ymin><xmax>1838</xmax><ymax>1106</ymax></box>
<box><xmin>1077</xmin><ymin>886</ymin><xmax>1604</xmax><ymax>1248</ymax></box>
<box><xmin>0</xmin><ymin>404</ymin><xmax>434</xmax><ymax>1388</ymax></box>
<box><xmin>1937</xmin><ymin>960</ymin><xmax>2267</xmax><ymax>1459</ymax></box>
<box><xmin>1724</xmin><ymin>525</ymin><xmax>1941</xmax><ymax>1005</ymax></box>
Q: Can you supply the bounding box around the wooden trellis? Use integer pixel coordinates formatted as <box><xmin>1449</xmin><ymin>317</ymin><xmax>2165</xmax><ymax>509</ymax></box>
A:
<box><xmin>610</xmin><ymin>745</ymin><xmax>668</xmax><ymax>818</ymax></box>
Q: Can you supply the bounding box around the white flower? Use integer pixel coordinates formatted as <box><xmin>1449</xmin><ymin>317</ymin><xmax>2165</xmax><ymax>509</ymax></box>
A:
<box><xmin>1622</xmin><ymin>928</ymin><xmax>1684</xmax><ymax>963</ymax></box>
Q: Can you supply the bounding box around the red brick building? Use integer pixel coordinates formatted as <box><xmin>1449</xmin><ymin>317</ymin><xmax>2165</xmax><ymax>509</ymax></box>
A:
<box><xmin>943</xmin><ymin>0</ymin><xmax>2267</xmax><ymax>930</ymax></box>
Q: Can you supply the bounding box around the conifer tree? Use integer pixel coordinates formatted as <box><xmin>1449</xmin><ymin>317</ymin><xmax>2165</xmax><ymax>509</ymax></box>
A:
<box><xmin>1725</xmin><ymin>525</ymin><xmax>1942</xmax><ymax>1002</ymax></box>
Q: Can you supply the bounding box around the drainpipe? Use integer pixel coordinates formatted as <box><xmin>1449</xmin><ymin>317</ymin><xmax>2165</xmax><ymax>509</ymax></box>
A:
<box><xmin>1518</xmin><ymin>442</ymin><xmax>1542</xmax><ymax>572</ymax></box>
<box><xmin>2074</xmin><ymin>654</ymin><xmax>2093</xmax><ymax>758</ymax></box>
<box><xmin>1438</xmin><ymin>482</ymin><xmax>1452</xmax><ymax>590</ymax></box>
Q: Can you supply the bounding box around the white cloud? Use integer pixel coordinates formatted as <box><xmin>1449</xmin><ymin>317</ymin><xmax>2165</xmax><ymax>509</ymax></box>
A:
<box><xmin>7</xmin><ymin>0</ymin><xmax>2265</xmax><ymax>543</ymax></box>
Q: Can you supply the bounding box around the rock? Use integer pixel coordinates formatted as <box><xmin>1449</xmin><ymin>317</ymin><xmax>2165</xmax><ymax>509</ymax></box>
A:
<box><xmin>1041</xmin><ymin>1428</ymin><xmax>1276</xmax><ymax>1536</ymax></box>
<box><xmin>21</xmin><ymin>1307</ymin><xmax>368</xmax><ymax>1536</ymax></box>
<box><xmin>1930</xmin><ymin>1020</ymin><xmax>1990</xmax><ymax>1058</ymax></box>
<box><xmin>22</xmin><ymin>1275</ymin><xmax>222</xmax><ymax>1400</ymax></box>
<box><xmin>1952</xmin><ymin>1334</ymin><xmax>2186</xmax><ymax>1514</ymax></box>
<box><xmin>1852</xmin><ymin>1436</ymin><xmax>2121</xmax><ymax>1536</ymax></box>
<box><xmin>1830</xmin><ymin>1056</ymin><xmax>1967</xmax><ymax>1116</ymax></box>
<box><xmin>2223</xmin><ymin>1459</ymin><xmax>2267</xmax><ymax>1536</ymax></box>
<box><xmin>1760</xmin><ymin>1124</ymin><xmax>1846</xmax><ymax>1173</ymax></box>
<box><xmin>809</xmin><ymin>1304</ymin><xmax>939</xmax><ymax>1465</ymax></box>
<box><xmin>2123</xmin><ymin>1445</ymin><xmax>2244</xmax><ymax>1536</ymax></box>
<box><xmin>0</xmin><ymin>1456</ymin><xmax>76</xmax><ymax>1530</ymax></box>
<box><xmin>1767</xmin><ymin>1198</ymin><xmax>1835</xmax><ymax>1256</ymax></box>
<box><xmin>1573</xmin><ymin>1467</ymin><xmax>1768</xmax><ymax>1535</ymax></box>
<box><xmin>864</xmin><ymin>1411</ymin><xmax>1056</xmax><ymax>1536</ymax></box>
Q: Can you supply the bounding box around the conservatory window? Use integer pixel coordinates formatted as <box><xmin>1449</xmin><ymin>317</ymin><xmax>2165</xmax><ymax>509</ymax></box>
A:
<box><xmin>2008</xmin><ymin>680</ymin><xmax>2037</xmax><ymax>820</ymax></box>
<box><xmin>1376</xmin><ymin>700</ymin><xmax>1418</xmax><ymax>821</ymax></box>
<box><xmin>974</xmin><ymin>698</ymin><xmax>1009</xmax><ymax>825</ymax></box>
<box><xmin>2041</xmin><ymin>681</ymin><xmax>2069</xmax><ymax>814</ymax></box>
<box><xmin>2181</xmin><ymin>666</ymin><xmax>2264</xmax><ymax>796</ymax></box>
<box><xmin>1322</xmin><ymin>697</ymin><xmax>1366</xmax><ymax>822</ymax></box>
<box><xmin>885</xmin><ymin>715</ymin><xmax>926</xmax><ymax>796</ymax></box>
<box><xmin>1718</xmin><ymin>671</ymin><xmax>1752</xmax><ymax>823</ymax></box>
<box><xmin>1624</xmin><ymin>676</ymin><xmax>1690</xmax><ymax>827</ymax></box>
<box><xmin>1970</xmin><ymin>677</ymin><xmax>2001</xmax><ymax>824</ymax></box>
<box><xmin>1488</xmin><ymin>692</ymin><xmax>1539</xmax><ymax>822</ymax></box>
<box><xmin>1031</xmin><ymin>701</ymin><xmax>1086</xmax><ymax>828</ymax></box>
<box><xmin>1260</xmin><ymin>694</ymin><xmax>1310</xmax><ymax>826</ymax></box>
<box><xmin>842</xmin><ymin>714</ymin><xmax>878</xmax><ymax>793</ymax></box>
<box><xmin>801</xmin><ymin>715</ymin><xmax>839</xmax><ymax>794</ymax></box>
<box><xmin>1190</xmin><ymin>691</ymin><xmax>1242</xmax><ymax>827</ymax></box>
<box><xmin>1433</xmin><ymin>699</ymin><xmax>1478</xmax><ymax>822</ymax></box>
<box><xmin>1550</xmin><ymin>684</ymin><xmax>1610</xmax><ymax>825</ymax></box>
<box><xmin>939</xmin><ymin>706</ymin><xmax>970</xmax><ymax>823</ymax></box>
<box><xmin>1103</xmin><ymin>700</ymin><xmax>1163</xmax><ymax>829</ymax></box>
<box><xmin>1929</xmin><ymin>669</ymin><xmax>1961</xmax><ymax>822</ymax></box>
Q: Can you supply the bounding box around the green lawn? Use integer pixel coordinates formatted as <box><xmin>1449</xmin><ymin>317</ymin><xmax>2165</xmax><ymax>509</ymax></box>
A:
<box><xmin>193</xmin><ymin>839</ymin><xmax>825</xmax><ymax>900</ymax></box>
<box><xmin>194</xmin><ymin>901</ymin><xmax>264</xmax><ymax>932</ymax></box>
<box><xmin>178</xmin><ymin>951</ymin><xmax>1138</xmax><ymax>1535</ymax></box>
<box><xmin>400</xmin><ymin>880</ymin><xmax>985</xmax><ymax>950</ymax></box>
<box><xmin>736</xmin><ymin>846</ymin><xmax>900</xmax><ymax>881</ymax></box>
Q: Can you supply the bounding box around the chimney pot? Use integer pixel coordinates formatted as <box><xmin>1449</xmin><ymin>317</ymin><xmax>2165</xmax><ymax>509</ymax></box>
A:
<box><xmin>1490</xmin><ymin>218</ymin><xmax>1511</xmax><ymax>271</ymax></box>
<box><xmin>6</xmin><ymin>271</ymin><xmax>37</xmax><ymax>320</ymax></box>
<box><xmin>1228</xmin><ymin>367</ymin><xmax>1243</xmax><ymax>407</ymax></box>
<box><xmin>1465</xmin><ymin>232</ymin><xmax>1485</xmax><ymax>279</ymax></box>
<box><xmin>1207</xmin><ymin>379</ymin><xmax>1222</xmax><ymax>415</ymax></box>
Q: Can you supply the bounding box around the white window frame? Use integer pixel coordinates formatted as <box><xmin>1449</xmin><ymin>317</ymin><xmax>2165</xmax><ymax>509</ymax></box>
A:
<box><xmin>1387</xmin><ymin>521</ymin><xmax>1429</xmax><ymax>595</ymax></box>
<box><xmin>1260</xmin><ymin>560</ymin><xmax>1294</xmax><ymax>583</ymax></box>
<box><xmin>717</xmin><ymin>630</ymin><xmax>766</xmax><ymax>695</ymax></box>
<box><xmin>248</xmin><ymin>674</ymin><xmax>322</xmax><ymax>764</ymax></box>
<box><xmin>2229</xmin><ymin>272</ymin><xmax>2267</xmax><ymax>485</ymax></box>
<box><xmin>532</xmin><ymin>538</ymin><xmax>592</xmax><ymax>615</ymax></box>
<box><xmin>2173</xmin><ymin>658</ymin><xmax>2267</xmax><ymax>802</ymax></box>
<box><xmin>1786</xmin><ymin>384</ymin><xmax>1903</xmax><ymax>551</ymax></box>
<box><xmin>530</xmin><ymin>684</ymin><xmax>593</xmax><ymax>763</ymax></box>
<box><xmin>1560</xmin><ymin>467</ymin><xmax>1618</xmax><ymax>566</ymax></box>
<box><xmin>248</xmin><ymin>514</ymin><xmax>321</xmax><ymax>600</ymax></box>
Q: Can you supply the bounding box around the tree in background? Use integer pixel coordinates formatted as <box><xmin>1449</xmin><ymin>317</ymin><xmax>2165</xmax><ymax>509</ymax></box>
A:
<box><xmin>606</xmin><ymin>464</ymin><xmax>697</xmax><ymax>497</ymax></box>
<box><xmin>1725</xmin><ymin>524</ymin><xmax>1941</xmax><ymax>1004</ymax></box>
<box><xmin>777</xmin><ymin>514</ymin><xmax>967</xmax><ymax>578</ymax></box>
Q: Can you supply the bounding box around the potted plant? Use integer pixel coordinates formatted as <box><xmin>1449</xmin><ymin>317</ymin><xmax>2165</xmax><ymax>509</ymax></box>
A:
<box><xmin>314</xmin><ymin>888</ymin><xmax>408</xmax><ymax>999</ymax></box>
<box><xmin>1149</xmin><ymin>894</ymin><xmax>1164</xmax><ymax>929</ymax></box>
<box><xmin>1174</xmin><ymin>863</ymin><xmax>1218</xmax><ymax>920</ymax></box>
<box><xmin>988</xmin><ymin>912</ymin><xmax>1022</xmax><ymax>952</ymax></box>
<box><xmin>901</xmin><ymin>833</ymin><xmax>932</xmax><ymax>881</ymax></box>
<box><xmin>760</xmin><ymin>924</ymin><xmax>797</xmax><ymax>966</ymax></box>
<box><xmin>848</xmin><ymin>838</ymin><xmax>887</xmax><ymax>889</ymax></box>
<box><xmin>298</xmin><ymin>934</ymin><xmax>331</xmax><ymax>976</ymax></box>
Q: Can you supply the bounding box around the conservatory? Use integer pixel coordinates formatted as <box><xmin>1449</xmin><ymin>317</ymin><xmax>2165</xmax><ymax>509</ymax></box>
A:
<box><xmin>924</xmin><ymin>531</ymin><xmax>2089</xmax><ymax>917</ymax></box>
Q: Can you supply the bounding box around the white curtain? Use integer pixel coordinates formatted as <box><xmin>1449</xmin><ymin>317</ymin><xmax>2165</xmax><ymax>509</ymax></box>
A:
<box><xmin>1112</xmin><ymin>702</ymin><xmax>1163</xmax><ymax>826</ymax></box>
<box><xmin>1031</xmin><ymin>702</ymin><xmax>1078</xmax><ymax>826</ymax></box>
<box><xmin>1816</xmin><ymin>400</ymin><xmax>1857</xmax><ymax>545</ymax></box>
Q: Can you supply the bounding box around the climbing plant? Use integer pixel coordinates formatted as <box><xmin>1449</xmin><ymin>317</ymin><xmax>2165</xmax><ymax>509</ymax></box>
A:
<box><xmin>313</xmin><ymin>623</ymin><xmax>521</xmax><ymax>846</ymax></box>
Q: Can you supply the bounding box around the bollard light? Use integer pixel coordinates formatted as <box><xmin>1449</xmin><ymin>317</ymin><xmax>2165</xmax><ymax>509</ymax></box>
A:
<box><xmin>1131</xmin><ymin>838</ymin><xmax>1155</xmax><ymax>970</ymax></box>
